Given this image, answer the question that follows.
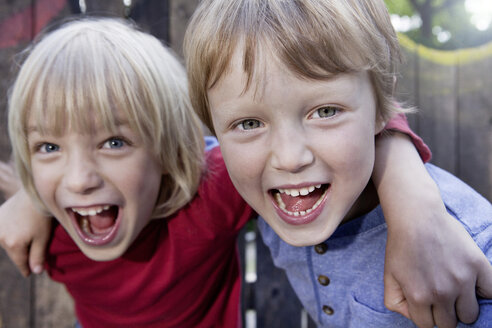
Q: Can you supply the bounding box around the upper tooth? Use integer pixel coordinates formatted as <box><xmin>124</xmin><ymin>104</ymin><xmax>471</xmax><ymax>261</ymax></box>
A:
<box><xmin>279</xmin><ymin>185</ymin><xmax>322</xmax><ymax>197</ymax></box>
<box><xmin>299</xmin><ymin>187</ymin><xmax>309</xmax><ymax>196</ymax></box>
<box><xmin>73</xmin><ymin>206</ymin><xmax>109</xmax><ymax>217</ymax></box>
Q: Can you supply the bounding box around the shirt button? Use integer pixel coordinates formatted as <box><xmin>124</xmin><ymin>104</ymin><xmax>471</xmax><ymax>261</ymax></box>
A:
<box><xmin>314</xmin><ymin>243</ymin><xmax>328</xmax><ymax>254</ymax></box>
<box><xmin>323</xmin><ymin>305</ymin><xmax>334</xmax><ymax>315</ymax></box>
<box><xmin>317</xmin><ymin>275</ymin><xmax>330</xmax><ymax>286</ymax></box>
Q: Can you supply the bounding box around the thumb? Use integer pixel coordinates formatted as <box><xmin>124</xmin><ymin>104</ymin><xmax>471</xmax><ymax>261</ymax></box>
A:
<box><xmin>384</xmin><ymin>273</ymin><xmax>410</xmax><ymax>319</ymax></box>
<box><xmin>476</xmin><ymin>260</ymin><xmax>492</xmax><ymax>298</ymax></box>
<box><xmin>28</xmin><ymin>233</ymin><xmax>49</xmax><ymax>275</ymax></box>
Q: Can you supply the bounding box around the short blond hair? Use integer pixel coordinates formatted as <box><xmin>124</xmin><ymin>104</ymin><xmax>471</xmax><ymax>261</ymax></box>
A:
<box><xmin>184</xmin><ymin>0</ymin><xmax>407</xmax><ymax>134</ymax></box>
<box><xmin>9</xmin><ymin>18</ymin><xmax>205</xmax><ymax>217</ymax></box>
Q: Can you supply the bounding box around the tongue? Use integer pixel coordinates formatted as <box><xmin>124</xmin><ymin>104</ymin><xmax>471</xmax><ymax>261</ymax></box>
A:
<box><xmin>280</xmin><ymin>188</ymin><xmax>324</xmax><ymax>212</ymax></box>
<box><xmin>88</xmin><ymin>208</ymin><xmax>117</xmax><ymax>234</ymax></box>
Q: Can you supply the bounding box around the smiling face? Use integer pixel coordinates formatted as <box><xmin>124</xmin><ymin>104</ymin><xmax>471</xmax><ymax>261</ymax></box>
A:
<box><xmin>27</xmin><ymin>113</ymin><xmax>163</xmax><ymax>261</ymax></box>
<box><xmin>208</xmin><ymin>50</ymin><xmax>384</xmax><ymax>246</ymax></box>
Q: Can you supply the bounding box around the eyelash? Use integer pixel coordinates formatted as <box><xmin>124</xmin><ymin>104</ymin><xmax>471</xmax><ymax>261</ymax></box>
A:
<box><xmin>36</xmin><ymin>142</ymin><xmax>60</xmax><ymax>153</ymax></box>
<box><xmin>310</xmin><ymin>105</ymin><xmax>340</xmax><ymax>119</ymax></box>
<box><xmin>32</xmin><ymin>136</ymin><xmax>131</xmax><ymax>154</ymax></box>
<box><xmin>234</xmin><ymin>119</ymin><xmax>264</xmax><ymax>131</ymax></box>
<box><xmin>230</xmin><ymin>105</ymin><xmax>341</xmax><ymax>131</ymax></box>
<box><xmin>101</xmin><ymin>137</ymin><xmax>129</xmax><ymax>149</ymax></box>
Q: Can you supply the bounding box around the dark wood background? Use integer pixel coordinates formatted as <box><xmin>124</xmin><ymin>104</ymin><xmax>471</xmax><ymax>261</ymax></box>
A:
<box><xmin>0</xmin><ymin>1</ymin><xmax>490</xmax><ymax>327</ymax></box>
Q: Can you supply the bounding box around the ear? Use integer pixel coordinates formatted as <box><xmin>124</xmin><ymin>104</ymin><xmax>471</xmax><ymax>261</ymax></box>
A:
<box><xmin>375</xmin><ymin>114</ymin><xmax>388</xmax><ymax>135</ymax></box>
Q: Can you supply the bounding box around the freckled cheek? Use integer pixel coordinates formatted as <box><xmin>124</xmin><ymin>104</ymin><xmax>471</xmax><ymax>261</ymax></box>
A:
<box><xmin>321</xmin><ymin>130</ymin><xmax>375</xmax><ymax>177</ymax></box>
<box><xmin>222</xmin><ymin>144</ymin><xmax>264</xmax><ymax>182</ymax></box>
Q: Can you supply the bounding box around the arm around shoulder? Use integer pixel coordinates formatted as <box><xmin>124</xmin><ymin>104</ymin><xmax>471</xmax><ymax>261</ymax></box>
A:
<box><xmin>0</xmin><ymin>188</ymin><xmax>52</xmax><ymax>276</ymax></box>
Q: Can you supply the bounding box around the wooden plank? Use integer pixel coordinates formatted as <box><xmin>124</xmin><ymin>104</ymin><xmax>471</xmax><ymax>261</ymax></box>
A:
<box><xmin>457</xmin><ymin>56</ymin><xmax>492</xmax><ymax>201</ymax></box>
<box><xmin>0</xmin><ymin>0</ymin><xmax>33</xmax><ymax>163</ymax></box>
<box><xmin>129</xmin><ymin>0</ymin><xmax>170</xmax><ymax>44</ymax></box>
<box><xmin>416</xmin><ymin>53</ymin><xmax>459</xmax><ymax>175</ymax></box>
<box><xmin>82</xmin><ymin>0</ymin><xmax>126</xmax><ymax>16</ymax></box>
<box><xmin>169</xmin><ymin>0</ymin><xmax>199</xmax><ymax>56</ymax></box>
<box><xmin>0</xmin><ymin>248</ymin><xmax>32</xmax><ymax>328</ymax></box>
<box><xmin>33</xmin><ymin>273</ymin><xmax>74</xmax><ymax>328</ymax></box>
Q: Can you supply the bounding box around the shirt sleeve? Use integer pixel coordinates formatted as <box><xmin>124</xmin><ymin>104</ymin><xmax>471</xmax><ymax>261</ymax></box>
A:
<box><xmin>383</xmin><ymin>113</ymin><xmax>432</xmax><ymax>163</ymax></box>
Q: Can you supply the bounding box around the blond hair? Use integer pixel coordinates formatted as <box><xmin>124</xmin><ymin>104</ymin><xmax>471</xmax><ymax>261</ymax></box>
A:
<box><xmin>184</xmin><ymin>0</ymin><xmax>407</xmax><ymax>134</ymax></box>
<box><xmin>9</xmin><ymin>18</ymin><xmax>205</xmax><ymax>217</ymax></box>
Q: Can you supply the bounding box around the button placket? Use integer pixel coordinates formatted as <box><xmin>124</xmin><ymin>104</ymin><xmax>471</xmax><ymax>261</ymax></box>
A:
<box><xmin>314</xmin><ymin>243</ymin><xmax>334</xmax><ymax>316</ymax></box>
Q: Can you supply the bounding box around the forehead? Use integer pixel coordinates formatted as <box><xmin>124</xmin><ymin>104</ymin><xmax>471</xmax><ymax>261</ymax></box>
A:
<box><xmin>208</xmin><ymin>46</ymin><xmax>372</xmax><ymax>110</ymax></box>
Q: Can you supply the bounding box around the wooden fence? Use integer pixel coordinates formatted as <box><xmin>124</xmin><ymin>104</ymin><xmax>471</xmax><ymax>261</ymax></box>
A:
<box><xmin>0</xmin><ymin>1</ymin><xmax>490</xmax><ymax>327</ymax></box>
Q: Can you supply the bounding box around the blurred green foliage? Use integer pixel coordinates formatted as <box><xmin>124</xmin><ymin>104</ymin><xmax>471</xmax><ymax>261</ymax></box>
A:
<box><xmin>384</xmin><ymin>0</ymin><xmax>492</xmax><ymax>49</ymax></box>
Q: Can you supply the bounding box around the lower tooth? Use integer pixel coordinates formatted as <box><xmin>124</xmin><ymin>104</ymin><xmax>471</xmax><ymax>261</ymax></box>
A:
<box><xmin>81</xmin><ymin>217</ymin><xmax>90</xmax><ymax>233</ymax></box>
<box><xmin>279</xmin><ymin>187</ymin><xmax>328</xmax><ymax>216</ymax></box>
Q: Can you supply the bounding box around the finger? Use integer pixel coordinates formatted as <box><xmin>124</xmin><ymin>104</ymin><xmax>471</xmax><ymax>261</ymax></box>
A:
<box><xmin>28</xmin><ymin>234</ymin><xmax>49</xmax><ymax>275</ymax></box>
<box><xmin>432</xmin><ymin>300</ymin><xmax>458</xmax><ymax>328</ymax></box>
<box><xmin>407</xmin><ymin>301</ymin><xmax>435</xmax><ymax>328</ymax></box>
<box><xmin>384</xmin><ymin>273</ymin><xmax>410</xmax><ymax>319</ymax></box>
<box><xmin>476</xmin><ymin>260</ymin><xmax>492</xmax><ymax>298</ymax></box>
<box><xmin>455</xmin><ymin>283</ymin><xmax>479</xmax><ymax>324</ymax></box>
<box><xmin>6</xmin><ymin>243</ymin><xmax>31</xmax><ymax>277</ymax></box>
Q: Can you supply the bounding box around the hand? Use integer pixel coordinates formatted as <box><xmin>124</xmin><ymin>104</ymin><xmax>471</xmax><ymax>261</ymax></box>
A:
<box><xmin>0</xmin><ymin>159</ymin><xmax>21</xmax><ymax>200</ymax></box>
<box><xmin>0</xmin><ymin>189</ymin><xmax>52</xmax><ymax>277</ymax></box>
<box><xmin>373</xmin><ymin>131</ymin><xmax>492</xmax><ymax>327</ymax></box>
<box><xmin>384</xmin><ymin>203</ymin><xmax>492</xmax><ymax>328</ymax></box>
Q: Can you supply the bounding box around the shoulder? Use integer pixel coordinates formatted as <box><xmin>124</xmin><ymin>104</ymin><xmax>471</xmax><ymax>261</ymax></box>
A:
<box><xmin>426</xmin><ymin>164</ymin><xmax>492</xmax><ymax>252</ymax></box>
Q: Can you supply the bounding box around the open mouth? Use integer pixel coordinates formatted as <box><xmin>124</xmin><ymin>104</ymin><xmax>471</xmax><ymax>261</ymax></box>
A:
<box><xmin>69</xmin><ymin>205</ymin><xmax>120</xmax><ymax>246</ymax></box>
<box><xmin>270</xmin><ymin>184</ymin><xmax>330</xmax><ymax>224</ymax></box>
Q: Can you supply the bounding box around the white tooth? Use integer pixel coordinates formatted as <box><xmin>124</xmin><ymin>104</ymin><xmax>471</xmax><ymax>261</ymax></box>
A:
<box><xmin>88</xmin><ymin>209</ymin><xmax>97</xmax><ymax>216</ymax></box>
<box><xmin>95</xmin><ymin>208</ymin><xmax>103</xmax><ymax>214</ymax></box>
<box><xmin>306</xmin><ymin>208</ymin><xmax>312</xmax><ymax>214</ymax></box>
<box><xmin>300</xmin><ymin>210</ymin><xmax>306</xmax><ymax>216</ymax></box>
<box><xmin>291</xmin><ymin>189</ymin><xmax>300</xmax><ymax>197</ymax></box>
<box><xmin>316</xmin><ymin>184</ymin><xmax>321</xmax><ymax>189</ymax></box>
<box><xmin>79</xmin><ymin>210</ymin><xmax>88</xmax><ymax>216</ymax></box>
<box><xmin>293</xmin><ymin>211</ymin><xmax>299</xmax><ymax>217</ymax></box>
<box><xmin>299</xmin><ymin>188</ymin><xmax>309</xmax><ymax>196</ymax></box>
<box><xmin>308</xmin><ymin>186</ymin><xmax>315</xmax><ymax>192</ymax></box>
<box><xmin>275</xmin><ymin>193</ymin><xmax>287</xmax><ymax>209</ymax></box>
<box><xmin>284</xmin><ymin>189</ymin><xmax>291</xmax><ymax>196</ymax></box>
<box><xmin>103</xmin><ymin>205</ymin><xmax>110</xmax><ymax>210</ymax></box>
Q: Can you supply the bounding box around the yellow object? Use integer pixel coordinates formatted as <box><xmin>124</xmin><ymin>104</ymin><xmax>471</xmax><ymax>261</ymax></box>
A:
<box><xmin>398</xmin><ymin>33</ymin><xmax>492</xmax><ymax>65</ymax></box>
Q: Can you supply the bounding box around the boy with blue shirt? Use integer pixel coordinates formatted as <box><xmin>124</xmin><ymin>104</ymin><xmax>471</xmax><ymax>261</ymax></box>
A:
<box><xmin>184</xmin><ymin>0</ymin><xmax>492</xmax><ymax>326</ymax></box>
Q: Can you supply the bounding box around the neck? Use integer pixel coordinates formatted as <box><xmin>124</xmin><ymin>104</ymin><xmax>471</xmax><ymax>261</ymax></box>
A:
<box><xmin>342</xmin><ymin>181</ymin><xmax>379</xmax><ymax>223</ymax></box>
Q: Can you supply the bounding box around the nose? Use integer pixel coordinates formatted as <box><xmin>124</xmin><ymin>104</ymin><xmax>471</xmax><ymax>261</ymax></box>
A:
<box><xmin>269</xmin><ymin>127</ymin><xmax>314</xmax><ymax>173</ymax></box>
<box><xmin>63</xmin><ymin>151</ymin><xmax>103</xmax><ymax>194</ymax></box>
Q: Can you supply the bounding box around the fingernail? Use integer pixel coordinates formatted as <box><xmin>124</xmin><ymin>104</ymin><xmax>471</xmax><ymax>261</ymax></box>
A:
<box><xmin>32</xmin><ymin>265</ymin><xmax>43</xmax><ymax>274</ymax></box>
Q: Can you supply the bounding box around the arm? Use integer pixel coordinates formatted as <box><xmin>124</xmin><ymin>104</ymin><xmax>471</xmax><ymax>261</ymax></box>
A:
<box><xmin>0</xmin><ymin>185</ymin><xmax>52</xmax><ymax>277</ymax></box>
<box><xmin>374</xmin><ymin>130</ymin><xmax>492</xmax><ymax>328</ymax></box>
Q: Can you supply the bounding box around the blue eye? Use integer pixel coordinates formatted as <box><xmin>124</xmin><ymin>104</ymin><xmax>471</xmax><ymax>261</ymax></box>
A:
<box><xmin>312</xmin><ymin>106</ymin><xmax>338</xmax><ymax>119</ymax></box>
<box><xmin>103</xmin><ymin>138</ymin><xmax>126</xmax><ymax>149</ymax></box>
<box><xmin>39</xmin><ymin>143</ymin><xmax>60</xmax><ymax>153</ymax></box>
<box><xmin>238</xmin><ymin>119</ymin><xmax>262</xmax><ymax>130</ymax></box>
